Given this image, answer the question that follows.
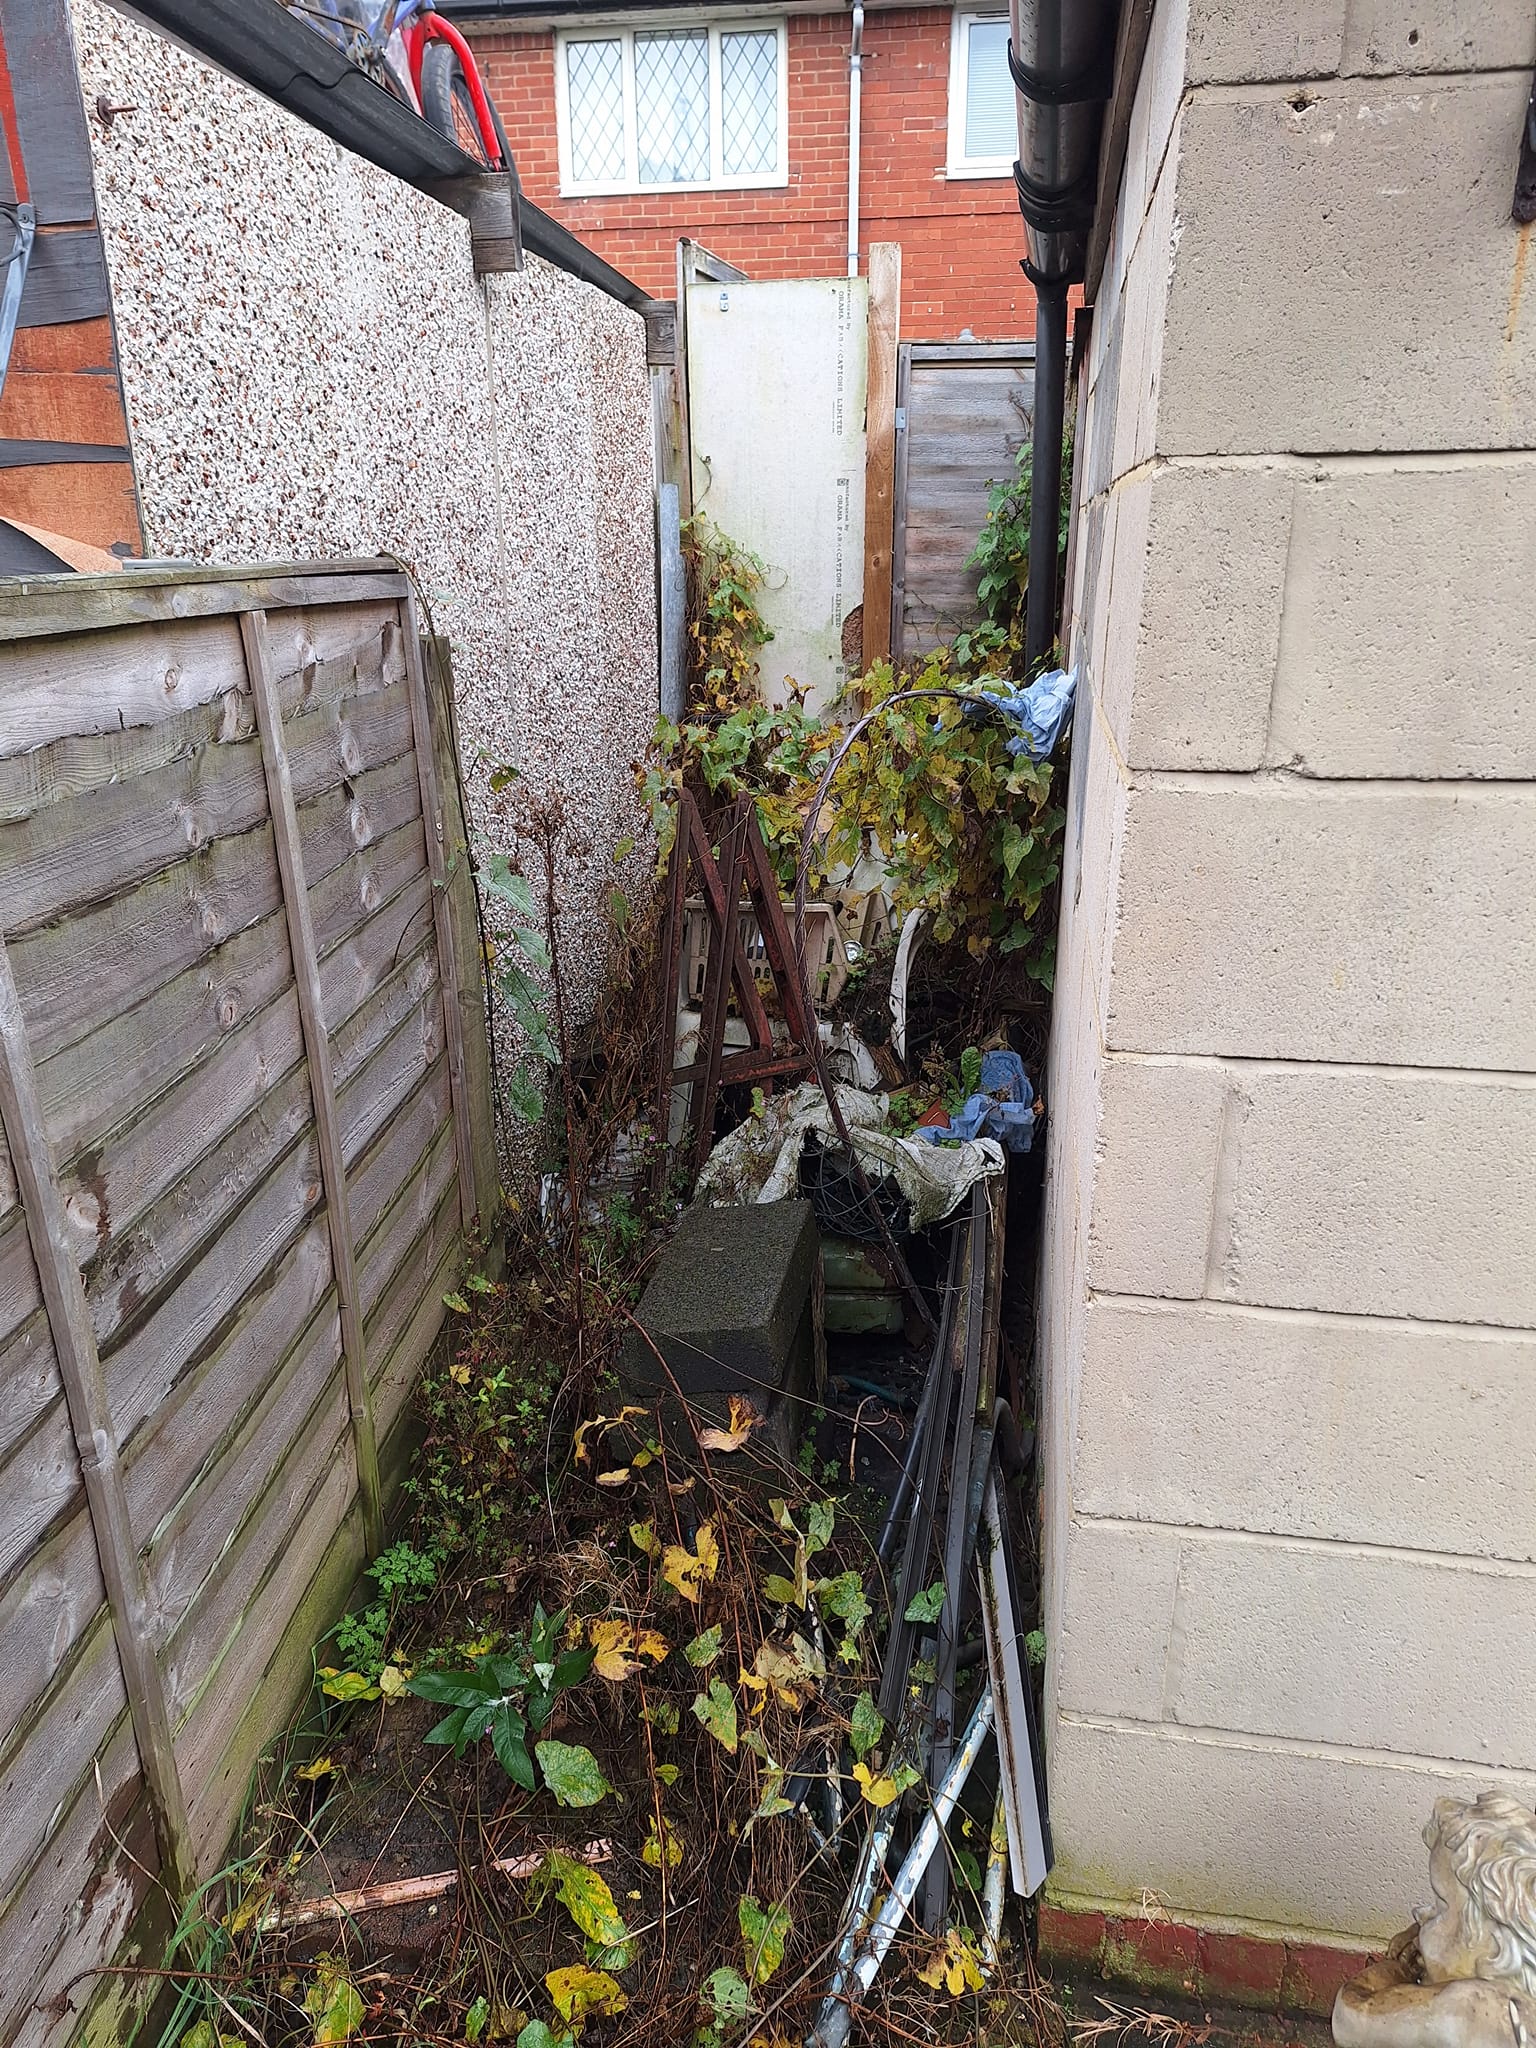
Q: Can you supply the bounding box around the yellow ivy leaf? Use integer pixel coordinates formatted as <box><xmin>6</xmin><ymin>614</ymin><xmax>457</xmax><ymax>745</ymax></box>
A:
<box><xmin>918</xmin><ymin>1930</ymin><xmax>986</xmax><ymax>1996</ymax></box>
<box><xmin>449</xmin><ymin>1362</ymin><xmax>471</xmax><ymax>1385</ymax></box>
<box><xmin>378</xmin><ymin>1665</ymin><xmax>410</xmax><ymax>1701</ymax></box>
<box><xmin>589</xmin><ymin>1619</ymin><xmax>642</xmax><ymax>1681</ymax></box>
<box><xmin>630</xmin><ymin>1521</ymin><xmax>662</xmax><ymax>1560</ymax></box>
<box><xmin>642</xmin><ymin>1816</ymin><xmax>684</xmax><ymax>1869</ymax></box>
<box><xmin>295</xmin><ymin>1755</ymin><xmax>335</xmax><ymax>1783</ymax></box>
<box><xmin>545</xmin><ymin>1965</ymin><xmax>628</xmax><ymax>2023</ymax></box>
<box><xmin>852</xmin><ymin>1761</ymin><xmax>900</xmax><ymax>1808</ymax></box>
<box><xmin>636</xmin><ymin>1629</ymin><xmax>669</xmax><ymax>1663</ymax></box>
<box><xmin>573</xmin><ymin>1407</ymin><xmax>647</xmax><ymax>1467</ymax></box>
<box><xmin>596</xmin><ymin>1468</ymin><xmax>632</xmax><ymax>1488</ymax></box>
<box><xmin>698</xmin><ymin>1395</ymin><xmax>761</xmax><ymax>1453</ymax></box>
<box><xmin>662</xmin><ymin>1523</ymin><xmax>720</xmax><ymax>1603</ymax></box>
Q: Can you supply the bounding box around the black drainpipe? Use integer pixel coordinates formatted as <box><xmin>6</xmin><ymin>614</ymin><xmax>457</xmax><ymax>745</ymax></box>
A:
<box><xmin>1009</xmin><ymin>0</ymin><xmax>1119</xmax><ymax>673</ymax></box>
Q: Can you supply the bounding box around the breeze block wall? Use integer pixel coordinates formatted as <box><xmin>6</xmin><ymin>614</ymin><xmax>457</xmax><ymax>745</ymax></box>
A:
<box><xmin>1038</xmin><ymin>0</ymin><xmax>1536</xmax><ymax>2003</ymax></box>
<box><xmin>468</xmin><ymin>5</ymin><xmax>1032</xmax><ymax>340</ymax></box>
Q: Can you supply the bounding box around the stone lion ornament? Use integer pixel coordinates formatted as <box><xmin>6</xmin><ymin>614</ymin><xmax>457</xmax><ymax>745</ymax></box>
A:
<box><xmin>1335</xmin><ymin>1794</ymin><xmax>1536</xmax><ymax>2048</ymax></box>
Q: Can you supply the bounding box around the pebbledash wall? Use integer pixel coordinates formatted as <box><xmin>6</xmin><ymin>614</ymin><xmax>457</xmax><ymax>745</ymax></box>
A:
<box><xmin>68</xmin><ymin>0</ymin><xmax>657</xmax><ymax>1034</ymax></box>
<box><xmin>465</xmin><ymin>5</ymin><xmax>1031</xmax><ymax>339</ymax></box>
<box><xmin>1038</xmin><ymin>0</ymin><xmax>1536</xmax><ymax>2004</ymax></box>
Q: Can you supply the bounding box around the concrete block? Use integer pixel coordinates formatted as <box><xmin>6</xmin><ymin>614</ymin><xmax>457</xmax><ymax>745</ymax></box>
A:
<box><xmin>1107</xmin><ymin>781</ymin><xmax>1536</xmax><ymax>1070</ymax></box>
<box><xmin>1087</xmin><ymin>1056</ymin><xmax>1536</xmax><ymax>1326</ymax></box>
<box><xmin>1059</xmin><ymin>1519</ymin><xmax>1536</xmax><ymax>1765</ymax></box>
<box><xmin>1046</xmin><ymin>1712</ymin><xmax>1536</xmax><ymax>1940</ymax></box>
<box><xmin>1158</xmin><ymin>76</ymin><xmax>1536</xmax><ymax>455</ymax></box>
<box><xmin>1121</xmin><ymin>463</ymin><xmax>1293</xmax><ymax>770</ymax></box>
<box><xmin>1075</xmin><ymin>1298</ymin><xmax>1536</xmax><ymax>1560</ymax></box>
<box><xmin>1184</xmin><ymin>1</ymin><xmax>1344</xmax><ymax>84</ymax></box>
<box><xmin>623</xmin><ymin>1199</ymin><xmax>818</xmax><ymax>1397</ymax></box>
<box><xmin>1340</xmin><ymin>2</ymin><xmax>1536</xmax><ymax>77</ymax></box>
<box><xmin>1086</xmin><ymin>1057</ymin><xmax>1224</xmax><ymax>1299</ymax></box>
<box><xmin>1268</xmin><ymin>459</ymin><xmax>1536</xmax><ymax>778</ymax></box>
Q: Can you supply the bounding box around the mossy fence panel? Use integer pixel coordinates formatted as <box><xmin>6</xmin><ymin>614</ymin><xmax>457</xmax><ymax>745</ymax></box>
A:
<box><xmin>0</xmin><ymin>562</ymin><xmax>495</xmax><ymax>2048</ymax></box>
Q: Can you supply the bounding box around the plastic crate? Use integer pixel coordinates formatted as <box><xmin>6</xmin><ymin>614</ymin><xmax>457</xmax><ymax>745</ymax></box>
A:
<box><xmin>683</xmin><ymin>898</ymin><xmax>848</xmax><ymax>1011</ymax></box>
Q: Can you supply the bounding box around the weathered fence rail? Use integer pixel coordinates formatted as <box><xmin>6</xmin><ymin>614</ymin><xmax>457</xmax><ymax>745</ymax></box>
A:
<box><xmin>0</xmin><ymin>562</ymin><xmax>495</xmax><ymax>2048</ymax></box>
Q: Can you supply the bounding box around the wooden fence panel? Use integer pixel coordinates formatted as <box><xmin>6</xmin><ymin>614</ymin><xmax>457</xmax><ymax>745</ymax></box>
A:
<box><xmin>0</xmin><ymin>562</ymin><xmax>494</xmax><ymax>2048</ymax></box>
<box><xmin>891</xmin><ymin>343</ymin><xmax>1035</xmax><ymax>659</ymax></box>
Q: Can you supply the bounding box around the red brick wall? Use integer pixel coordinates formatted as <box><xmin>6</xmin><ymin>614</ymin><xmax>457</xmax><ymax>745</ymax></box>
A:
<box><xmin>469</xmin><ymin>7</ymin><xmax>1034</xmax><ymax>341</ymax></box>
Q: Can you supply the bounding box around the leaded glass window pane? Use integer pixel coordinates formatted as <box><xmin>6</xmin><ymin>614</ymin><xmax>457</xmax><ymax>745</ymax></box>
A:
<box><xmin>635</xmin><ymin>30</ymin><xmax>710</xmax><ymax>184</ymax></box>
<box><xmin>720</xmin><ymin>30</ymin><xmax>778</xmax><ymax>177</ymax></box>
<box><xmin>566</xmin><ymin>38</ymin><xmax>625</xmax><ymax>185</ymax></box>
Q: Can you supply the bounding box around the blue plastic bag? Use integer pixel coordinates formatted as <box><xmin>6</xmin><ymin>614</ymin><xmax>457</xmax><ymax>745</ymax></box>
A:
<box><xmin>914</xmin><ymin>1049</ymin><xmax>1038</xmax><ymax>1154</ymax></box>
<box><xmin>971</xmin><ymin>667</ymin><xmax>1077</xmax><ymax>760</ymax></box>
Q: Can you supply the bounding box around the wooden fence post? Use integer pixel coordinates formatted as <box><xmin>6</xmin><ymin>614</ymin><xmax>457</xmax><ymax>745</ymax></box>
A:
<box><xmin>0</xmin><ymin>938</ymin><xmax>195</xmax><ymax>1901</ymax></box>
<box><xmin>401</xmin><ymin>600</ymin><xmax>480</xmax><ymax>1238</ymax></box>
<box><xmin>863</xmin><ymin>241</ymin><xmax>902</xmax><ymax>671</ymax></box>
<box><xmin>242</xmin><ymin>609</ymin><xmax>384</xmax><ymax>1558</ymax></box>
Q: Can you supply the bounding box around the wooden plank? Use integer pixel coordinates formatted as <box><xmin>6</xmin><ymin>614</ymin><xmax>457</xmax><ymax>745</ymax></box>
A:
<box><xmin>0</xmin><ymin>458</ymin><xmax>140</xmax><ymax>556</ymax></box>
<box><xmin>0</xmin><ymin>613</ymin><xmax>247</xmax><ymax>762</ymax></box>
<box><xmin>264</xmin><ymin>597</ymin><xmax>410</xmax><ymax>707</ymax></box>
<box><xmin>170</xmin><ymin>1399</ymin><xmax>354</xmax><ymax>1782</ymax></box>
<box><xmin>0</xmin><ymin>666</ymin><xmax>252</xmax><ymax>825</ymax></box>
<box><xmin>0</xmin><ymin>1715</ymin><xmax>154</xmax><ymax>2048</ymax></box>
<box><xmin>861</xmin><ymin>242</ymin><xmax>901</xmax><ymax>672</ymax></box>
<box><xmin>8</xmin><ymin>822</ymin><xmax>284</xmax><ymax>1059</ymax></box>
<box><xmin>244</xmin><ymin>608</ymin><xmax>383</xmax><ymax>1557</ymax></box>
<box><xmin>357</xmin><ymin>1103</ymin><xmax>456</xmax><ymax>1333</ymax></box>
<box><xmin>163</xmin><ymin>1386</ymin><xmax>352</xmax><ymax>1735</ymax></box>
<box><xmin>0</xmin><ymin>937</ymin><xmax>192</xmax><ymax>1899</ymax></box>
<box><xmin>0</xmin><ymin>1512</ymin><xmax>104</xmax><ymax>1753</ymax></box>
<box><xmin>0</xmin><ymin>1611</ymin><xmax>128</xmax><ymax>1911</ymax></box>
<box><xmin>183</xmin><ymin>1497</ymin><xmax>364</xmax><ymax>1880</ymax></box>
<box><xmin>0</xmin><ymin>0</ymin><xmax>98</xmax><ymax>225</ymax></box>
<box><xmin>0</xmin><ymin>371</ymin><xmax>133</xmax><ymax>448</ymax></box>
<box><xmin>295</xmin><ymin>746</ymin><xmax>423</xmax><ymax>889</ymax></box>
<box><xmin>0</xmin><ymin>1404</ymin><xmax>83</xmax><ymax>1597</ymax></box>
<box><xmin>0</xmin><ymin>1206</ymin><xmax>41</xmax><ymax>1352</ymax></box>
<box><xmin>335</xmin><ymin>975</ymin><xmax>444</xmax><ymax>1180</ymax></box>
<box><xmin>426</xmin><ymin>641</ymin><xmax>498</xmax><ymax>1230</ymax></box>
<box><xmin>367</xmin><ymin>1174</ymin><xmax>461</xmax><ymax>1439</ymax></box>
<box><xmin>144</xmin><ymin>1293</ymin><xmax>336</xmax><ymax>1645</ymax></box>
<box><xmin>0</xmin><ymin>563</ymin><xmax>407</xmax><ymax>643</ymax></box>
<box><xmin>68</xmin><ymin>942</ymin><xmax>437</xmax><ymax>1293</ymax></box>
<box><xmin>31</xmin><ymin>823</ymin><xmax>426</xmax><ymax>1159</ymax></box>
<box><xmin>348</xmin><ymin>1049</ymin><xmax>452</xmax><ymax>1258</ymax></box>
<box><xmin>402</xmin><ymin>606</ymin><xmax>477</xmax><ymax>1233</ymax></box>
<box><xmin>124</xmin><ymin>1221</ymin><xmax>335</xmax><ymax>1563</ymax></box>
<box><xmin>0</xmin><ymin>1306</ymin><xmax>59</xmax><ymax>1468</ymax></box>
<box><xmin>890</xmin><ymin>343</ymin><xmax>912</xmax><ymax>662</ymax></box>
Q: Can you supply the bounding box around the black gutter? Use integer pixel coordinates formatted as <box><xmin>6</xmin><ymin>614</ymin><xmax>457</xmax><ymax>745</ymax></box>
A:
<box><xmin>1007</xmin><ymin>0</ymin><xmax>1120</xmax><ymax>673</ymax></box>
<box><xmin>108</xmin><ymin>0</ymin><xmax>655</xmax><ymax>315</ymax></box>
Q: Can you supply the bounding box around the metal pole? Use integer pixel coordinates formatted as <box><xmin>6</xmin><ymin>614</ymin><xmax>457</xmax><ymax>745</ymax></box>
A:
<box><xmin>1024</xmin><ymin>277</ymin><xmax>1068</xmax><ymax>676</ymax></box>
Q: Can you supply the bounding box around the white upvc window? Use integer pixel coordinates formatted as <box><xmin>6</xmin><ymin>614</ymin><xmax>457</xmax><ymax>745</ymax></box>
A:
<box><xmin>946</xmin><ymin>9</ymin><xmax>1016</xmax><ymax>177</ymax></box>
<box><xmin>556</xmin><ymin>19</ymin><xmax>788</xmax><ymax>196</ymax></box>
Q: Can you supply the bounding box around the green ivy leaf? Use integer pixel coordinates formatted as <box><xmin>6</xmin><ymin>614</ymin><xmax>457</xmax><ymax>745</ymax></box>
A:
<box><xmin>535</xmin><ymin>1741</ymin><xmax>612</xmax><ymax>1808</ymax></box>
<box><xmin>684</xmin><ymin>1624</ymin><xmax>723</xmax><ymax>1667</ymax></box>
<box><xmin>304</xmin><ymin>1958</ymin><xmax>365</xmax><ymax>2044</ymax></box>
<box><xmin>815</xmin><ymin>1570</ymin><xmax>871</xmax><ymax>1635</ymax></box>
<box><xmin>701</xmin><ymin>1967</ymin><xmax>754</xmax><ymax>2024</ymax></box>
<box><xmin>465</xmin><ymin>1996</ymin><xmax>490</xmax><ymax>2043</ymax></box>
<box><xmin>535</xmin><ymin>1852</ymin><xmax>631</xmax><ymax>1951</ymax></box>
<box><xmin>849</xmin><ymin>1693</ymin><xmax>883</xmax><ymax>1763</ymax></box>
<box><xmin>692</xmin><ymin>1678</ymin><xmax>738</xmax><ymax>1754</ymax></box>
<box><xmin>738</xmin><ymin>1895</ymin><xmax>791</xmax><ymax>1985</ymax></box>
<box><xmin>904</xmin><ymin>1581</ymin><xmax>945</xmax><ymax>1624</ymax></box>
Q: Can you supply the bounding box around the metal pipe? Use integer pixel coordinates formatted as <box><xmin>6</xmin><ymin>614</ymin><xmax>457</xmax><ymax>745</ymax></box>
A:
<box><xmin>1024</xmin><ymin>278</ymin><xmax>1068</xmax><ymax>673</ymax></box>
<box><xmin>847</xmin><ymin>1</ymin><xmax>864</xmax><ymax>277</ymax></box>
<box><xmin>1006</xmin><ymin>0</ymin><xmax>1119</xmax><ymax>671</ymax></box>
<box><xmin>981</xmin><ymin>1782</ymin><xmax>1009</xmax><ymax>1965</ymax></box>
<box><xmin>809</xmin><ymin>1688</ymin><xmax>996</xmax><ymax>2048</ymax></box>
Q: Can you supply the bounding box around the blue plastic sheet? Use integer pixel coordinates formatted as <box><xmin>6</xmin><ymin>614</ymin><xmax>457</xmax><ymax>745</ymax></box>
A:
<box><xmin>973</xmin><ymin>667</ymin><xmax>1077</xmax><ymax>759</ymax></box>
<box><xmin>915</xmin><ymin>1049</ymin><xmax>1038</xmax><ymax>1154</ymax></box>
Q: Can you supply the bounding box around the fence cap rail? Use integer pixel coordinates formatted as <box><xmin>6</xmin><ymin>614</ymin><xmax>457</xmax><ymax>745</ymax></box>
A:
<box><xmin>0</xmin><ymin>557</ymin><xmax>409</xmax><ymax>642</ymax></box>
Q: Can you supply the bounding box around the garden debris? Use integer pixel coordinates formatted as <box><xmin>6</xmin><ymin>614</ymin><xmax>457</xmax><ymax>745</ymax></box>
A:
<box><xmin>914</xmin><ymin>1047</ymin><xmax>1040</xmax><ymax>1154</ymax></box>
<box><xmin>256</xmin><ymin>1842</ymin><xmax>614</xmax><ymax>1934</ymax></box>
<box><xmin>695</xmin><ymin>1080</ymin><xmax>1004</xmax><ymax>1231</ymax></box>
<box><xmin>967</xmin><ymin>666</ymin><xmax>1078</xmax><ymax>759</ymax></box>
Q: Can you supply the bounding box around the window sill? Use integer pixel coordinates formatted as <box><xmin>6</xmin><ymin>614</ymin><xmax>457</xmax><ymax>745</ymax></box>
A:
<box><xmin>944</xmin><ymin>161</ymin><xmax>1015</xmax><ymax>181</ymax></box>
<box><xmin>559</xmin><ymin>176</ymin><xmax>791</xmax><ymax>199</ymax></box>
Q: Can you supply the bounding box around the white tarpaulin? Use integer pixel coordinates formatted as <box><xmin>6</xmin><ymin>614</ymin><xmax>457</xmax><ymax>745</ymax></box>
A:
<box><xmin>695</xmin><ymin>1083</ymin><xmax>1003</xmax><ymax>1231</ymax></box>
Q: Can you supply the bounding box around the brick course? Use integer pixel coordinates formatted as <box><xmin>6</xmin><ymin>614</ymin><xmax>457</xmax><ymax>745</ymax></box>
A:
<box><xmin>467</xmin><ymin>7</ymin><xmax>1033</xmax><ymax>338</ymax></box>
